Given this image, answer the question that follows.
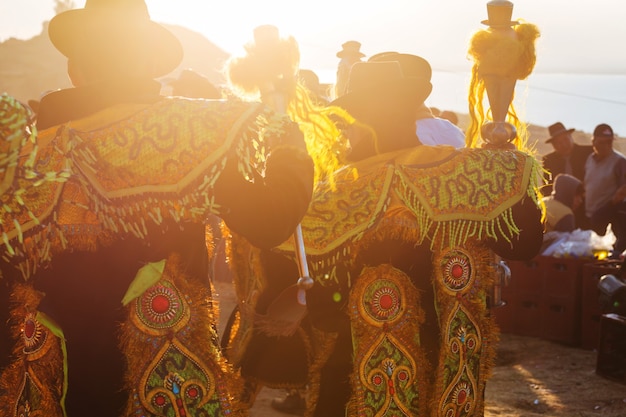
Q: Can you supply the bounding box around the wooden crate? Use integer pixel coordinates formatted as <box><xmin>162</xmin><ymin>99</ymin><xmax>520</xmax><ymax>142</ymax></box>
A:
<box><xmin>508</xmin><ymin>257</ymin><xmax>543</xmax><ymax>293</ymax></box>
<box><xmin>543</xmin><ymin>258</ymin><xmax>584</xmax><ymax>298</ymax></box>
<box><xmin>512</xmin><ymin>291</ymin><xmax>543</xmax><ymax>339</ymax></box>
<box><xmin>494</xmin><ymin>256</ymin><xmax>587</xmax><ymax>345</ymax></box>
<box><xmin>542</xmin><ymin>294</ymin><xmax>580</xmax><ymax>344</ymax></box>
<box><xmin>541</xmin><ymin>257</ymin><xmax>585</xmax><ymax>345</ymax></box>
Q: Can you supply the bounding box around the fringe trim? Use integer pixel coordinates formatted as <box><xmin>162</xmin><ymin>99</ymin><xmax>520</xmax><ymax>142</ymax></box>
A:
<box><xmin>276</xmin><ymin>150</ymin><xmax>543</xmax><ymax>285</ymax></box>
<box><xmin>0</xmin><ymin>283</ymin><xmax>65</xmax><ymax>417</ymax></box>
<box><xmin>1</xmin><ymin>100</ymin><xmax>298</xmax><ymax>282</ymax></box>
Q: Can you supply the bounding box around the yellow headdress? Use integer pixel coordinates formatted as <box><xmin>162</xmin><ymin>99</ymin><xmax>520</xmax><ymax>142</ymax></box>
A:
<box><xmin>226</xmin><ymin>25</ymin><xmax>351</xmax><ymax>185</ymax></box>
<box><xmin>466</xmin><ymin>1</ymin><xmax>540</xmax><ymax>151</ymax></box>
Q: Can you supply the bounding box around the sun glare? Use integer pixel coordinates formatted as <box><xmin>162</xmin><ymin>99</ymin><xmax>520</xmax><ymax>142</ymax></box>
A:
<box><xmin>144</xmin><ymin>0</ymin><xmax>395</xmax><ymax>76</ymax></box>
<box><xmin>146</xmin><ymin>1</ymin><xmax>335</xmax><ymax>55</ymax></box>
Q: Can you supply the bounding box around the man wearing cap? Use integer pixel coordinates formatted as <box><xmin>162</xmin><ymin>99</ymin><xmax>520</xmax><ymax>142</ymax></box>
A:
<box><xmin>0</xmin><ymin>1</ymin><xmax>314</xmax><ymax>416</ymax></box>
<box><xmin>584</xmin><ymin>123</ymin><xmax>626</xmax><ymax>257</ymax></box>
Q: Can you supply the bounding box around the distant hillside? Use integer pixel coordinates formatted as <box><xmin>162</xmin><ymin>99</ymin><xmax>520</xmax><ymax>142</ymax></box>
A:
<box><xmin>0</xmin><ymin>22</ymin><xmax>230</xmax><ymax>104</ymax></box>
<box><xmin>3</xmin><ymin>23</ymin><xmax>623</xmax><ymax>158</ymax></box>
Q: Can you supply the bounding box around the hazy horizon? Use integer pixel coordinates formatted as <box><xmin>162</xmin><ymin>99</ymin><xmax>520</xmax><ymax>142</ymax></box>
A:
<box><xmin>1</xmin><ymin>0</ymin><xmax>625</xmax><ymax>137</ymax></box>
<box><xmin>2</xmin><ymin>0</ymin><xmax>626</xmax><ymax>76</ymax></box>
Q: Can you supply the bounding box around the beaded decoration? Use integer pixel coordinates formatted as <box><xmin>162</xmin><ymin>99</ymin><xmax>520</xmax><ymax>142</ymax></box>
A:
<box><xmin>275</xmin><ymin>145</ymin><xmax>541</xmax><ymax>283</ymax></box>
<box><xmin>347</xmin><ymin>264</ymin><xmax>429</xmax><ymax>416</ymax></box>
<box><xmin>121</xmin><ymin>254</ymin><xmax>244</xmax><ymax>416</ymax></box>
<box><xmin>0</xmin><ymin>97</ymin><xmax>303</xmax><ymax>280</ymax></box>
<box><xmin>226</xmin><ymin>144</ymin><xmax>540</xmax><ymax>416</ymax></box>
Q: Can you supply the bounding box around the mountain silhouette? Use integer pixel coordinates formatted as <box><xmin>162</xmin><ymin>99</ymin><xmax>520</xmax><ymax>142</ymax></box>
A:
<box><xmin>0</xmin><ymin>22</ymin><xmax>230</xmax><ymax>104</ymax></box>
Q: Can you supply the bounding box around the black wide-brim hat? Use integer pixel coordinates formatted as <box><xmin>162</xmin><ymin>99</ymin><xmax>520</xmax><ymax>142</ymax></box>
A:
<box><xmin>368</xmin><ymin>51</ymin><xmax>432</xmax><ymax>83</ymax></box>
<box><xmin>545</xmin><ymin>122</ymin><xmax>575</xmax><ymax>143</ymax></box>
<box><xmin>48</xmin><ymin>0</ymin><xmax>183</xmax><ymax>78</ymax></box>
<box><xmin>331</xmin><ymin>61</ymin><xmax>432</xmax><ymax>118</ymax></box>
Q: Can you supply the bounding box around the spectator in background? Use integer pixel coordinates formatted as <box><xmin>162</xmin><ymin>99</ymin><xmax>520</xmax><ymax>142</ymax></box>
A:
<box><xmin>298</xmin><ymin>69</ymin><xmax>329</xmax><ymax>105</ymax></box>
<box><xmin>440</xmin><ymin>109</ymin><xmax>459</xmax><ymax>126</ymax></box>
<box><xmin>542</xmin><ymin>122</ymin><xmax>593</xmax><ymax>228</ymax></box>
<box><xmin>368</xmin><ymin>52</ymin><xmax>465</xmax><ymax>148</ymax></box>
<box><xmin>168</xmin><ymin>68</ymin><xmax>221</xmax><ymax>99</ymax></box>
<box><xmin>334</xmin><ymin>40</ymin><xmax>365</xmax><ymax>98</ymax></box>
<box><xmin>414</xmin><ymin>103</ymin><xmax>465</xmax><ymax>148</ymax></box>
<box><xmin>585</xmin><ymin>123</ymin><xmax>626</xmax><ymax>257</ymax></box>
<box><xmin>542</xmin><ymin>122</ymin><xmax>593</xmax><ymax>189</ymax></box>
<box><xmin>542</xmin><ymin>173</ymin><xmax>585</xmax><ymax>232</ymax></box>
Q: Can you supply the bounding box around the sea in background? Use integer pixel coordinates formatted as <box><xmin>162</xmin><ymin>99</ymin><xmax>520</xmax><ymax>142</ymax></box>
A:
<box><xmin>315</xmin><ymin>70</ymin><xmax>626</xmax><ymax>138</ymax></box>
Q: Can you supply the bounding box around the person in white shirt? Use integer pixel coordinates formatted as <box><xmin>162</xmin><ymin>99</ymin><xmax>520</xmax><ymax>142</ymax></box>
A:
<box><xmin>415</xmin><ymin>104</ymin><xmax>466</xmax><ymax>148</ymax></box>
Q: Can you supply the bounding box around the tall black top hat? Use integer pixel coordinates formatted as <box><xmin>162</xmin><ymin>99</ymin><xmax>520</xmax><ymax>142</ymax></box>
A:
<box><xmin>336</xmin><ymin>41</ymin><xmax>366</xmax><ymax>59</ymax></box>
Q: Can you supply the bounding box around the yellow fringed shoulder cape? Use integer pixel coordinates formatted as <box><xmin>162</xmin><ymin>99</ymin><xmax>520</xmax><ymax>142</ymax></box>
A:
<box><xmin>275</xmin><ymin>145</ymin><xmax>541</xmax><ymax>277</ymax></box>
<box><xmin>0</xmin><ymin>96</ymin><xmax>294</xmax><ymax>280</ymax></box>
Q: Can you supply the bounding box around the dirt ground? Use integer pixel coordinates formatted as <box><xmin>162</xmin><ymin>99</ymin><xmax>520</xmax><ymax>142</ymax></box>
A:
<box><xmin>213</xmin><ymin>280</ymin><xmax>626</xmax><ymax>417</ymax></box>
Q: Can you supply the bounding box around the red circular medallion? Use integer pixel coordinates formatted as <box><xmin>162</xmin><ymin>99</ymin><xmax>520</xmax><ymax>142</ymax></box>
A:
<box><xmin>187</xmin><ymin>387</ymin><xmax>199</xmax><ymax>399</ymax></box>
<box><xmin>457</xmin><ymin>389</ymin><xmax>467</xmax><ymax>404</ymax></box>
<box><xmin>151</xmin><ymin>294</ymin><xmax>171</xmax><ymax>314</ymax></box>
<box><xmin>24</xmin><ymin>319</ymin><xmax>35</xmax><ymax>339</ymax></box>
<box><xmin>451</xmin><ymin>264</ymin><xmax>464</xmax><ymax>279</ymax></box>
<box><xmin>379</xmin><ymin>294</ymin><xmax>393</xmax><ymax>310</ymax></box>
<box><xmin>154</xmin><ymin>394</ymin><xmax>166</xmax><ymax>407</ymax></box>
<box><xmin>443</xmin><ymin>252</ymin><xmax>472</xmax><ymax>292</ymax></box>
<box><xmin>369</xmin><ymin>283</ymin><xmax>401</xmax><ymax>321</ymax></box>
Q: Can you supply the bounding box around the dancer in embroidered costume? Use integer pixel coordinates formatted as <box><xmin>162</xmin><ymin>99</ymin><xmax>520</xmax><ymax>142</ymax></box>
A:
<box><xmin>0</xmin><ymin>1</ymin><xmax>316</xmax><ymax>416</ymax></box>
<box><xmin>223</xmin><ymin>3</ymin><xmax>543</xmax><ymax>416</ymax></box>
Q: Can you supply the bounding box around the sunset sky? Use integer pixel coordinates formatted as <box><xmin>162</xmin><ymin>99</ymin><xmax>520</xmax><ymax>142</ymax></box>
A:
<box><xmin>1</xmin><ymin>0</ymin><xmax>625</xmax><ymax>79</ymax></box>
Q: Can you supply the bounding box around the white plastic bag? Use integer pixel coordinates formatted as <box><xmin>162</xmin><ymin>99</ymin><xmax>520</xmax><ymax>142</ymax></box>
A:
<box><xmin>541</xmin><ymin>226</ymin><xmax>616</xmax><ymax>258</ymax></box>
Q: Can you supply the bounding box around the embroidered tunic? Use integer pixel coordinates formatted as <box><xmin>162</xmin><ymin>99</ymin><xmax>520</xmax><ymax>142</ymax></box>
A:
<box><xmin>0</xmin><ymin>92</ymin><xmax>313</xmax><ymax>417</ymax></box>
<box><xmin>225</xmin><ymin>145</ymin><xmax>543</xmax><ymax>416</ymax></box>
